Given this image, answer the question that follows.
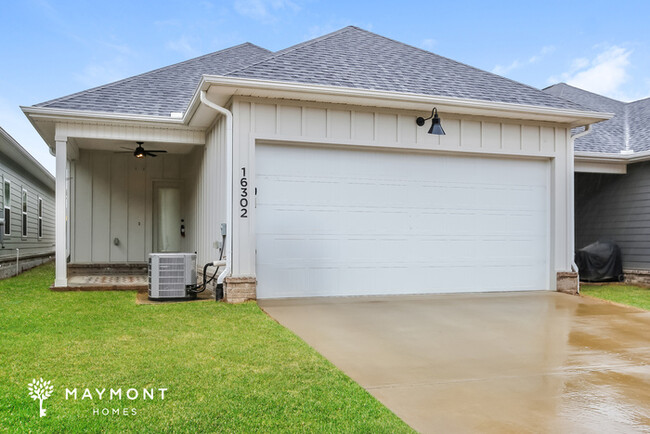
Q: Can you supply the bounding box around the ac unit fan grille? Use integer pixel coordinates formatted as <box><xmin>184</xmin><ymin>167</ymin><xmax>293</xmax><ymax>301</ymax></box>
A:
<box><xmin>149</xmin><ymin>253</ymin><xmax>196</xmax><ymax>299</ymax></box>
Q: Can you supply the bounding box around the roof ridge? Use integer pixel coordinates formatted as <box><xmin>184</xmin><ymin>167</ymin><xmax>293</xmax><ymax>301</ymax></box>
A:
<box><xmin>544</xmin><ymin>82</ymin><xmax>625</xmax><ymax>106</ymax></box>
<box><xmin>224</xmin><ymin>26</ymin><xmax>357</xmax><ymax>77</ymax></box>
<box><xmin>36</xmin><ymin>42</ymin><xmax>271</xmax><ymax>108</ymax></box>
<box><xmin>628</xmin><ymin>94</ymin><xmax>650</xmax><ymax>105</ymax></box>
<box><xmin>352</xmin><ymin>28</ymin><xmax>592</xmax><ymax>111</ymax></box>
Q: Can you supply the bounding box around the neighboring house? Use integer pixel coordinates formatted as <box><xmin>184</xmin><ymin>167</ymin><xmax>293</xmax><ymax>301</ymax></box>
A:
<box><xmin>0</xmin><ymin>127</ymin><xmax>55</xmax><ymax>279</ymax></box>
<box><xmin>544</xmin><ymin>83</ymin><xmax>650</xmax><ymax>283</ymax></box>
<box><xmin>23</xmin><ymin>27</ymin><xmax>609</xmax><ymax>301</ymax></box>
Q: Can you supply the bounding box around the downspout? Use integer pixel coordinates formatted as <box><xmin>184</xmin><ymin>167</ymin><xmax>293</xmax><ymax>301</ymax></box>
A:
<box><xmin>199</xmin><ymin>90</ymin><xmax>232</xmax><ymax>288</ymax></box>
<box><xmin>569</xmin><ymin>124</ymin><xmax>592</xmax><ymax>294</ymax></box>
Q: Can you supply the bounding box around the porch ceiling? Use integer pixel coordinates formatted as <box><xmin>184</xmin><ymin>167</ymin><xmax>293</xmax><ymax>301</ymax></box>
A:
<box><xmin>72</xmin><ymin>137</ymin><xmax>200</xmax><ymax>154</ymax></box>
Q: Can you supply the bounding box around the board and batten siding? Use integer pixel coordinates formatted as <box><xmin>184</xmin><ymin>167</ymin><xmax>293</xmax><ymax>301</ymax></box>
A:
<box><xmin>576</xmin><ymin>163</ymin><xmax>650</xmax><ymax>270</ymax></box>
<box><xmin>0</xmin><ymin>150</ymin><xmax>55</xmax><ymax>261</ymax></box>
<box><xmin>226</xmin><ymin>97</ymin><xmax>572</xmax><ymax>286</ymax></box>
<box><xmin>191</xmin><ymin>115</ymin><xmax>228</xmax><ymax>267</ymax></box>
<box><xmin>70</xmin><ymin>150</ymin><xmax>197</xmax><ymax>263</ymax></box>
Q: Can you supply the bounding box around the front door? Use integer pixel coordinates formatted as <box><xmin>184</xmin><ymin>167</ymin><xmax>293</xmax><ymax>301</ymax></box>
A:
<box><xmin>153</xmin><ymin>182</ymin><xmax>182</xmax><ymax>253</ymax></box>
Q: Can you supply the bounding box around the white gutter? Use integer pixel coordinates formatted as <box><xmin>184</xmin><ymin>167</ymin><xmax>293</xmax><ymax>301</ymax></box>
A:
<box><xmin>199</xmin><ymin>90</ymin><xmax>232</xmax><ymax>286</ymax></box>
<box><xmin>21</xmin><ymin>106</ymin><xmax>187</xmax><ymax>124</ymax></box>
<box><xmin>569</xmin><ymin>125</ymin><xmax>593</xmax><ymax>293</ymax></box>
<box><xmin>576</xmin><ymin>148</ymin><xmax>650</xmax><ymax>164</ymax></box>
<box><xmin>190</xmin><ymin>75</ymin><xmax>613</xmax><ymax>127</ymax></box>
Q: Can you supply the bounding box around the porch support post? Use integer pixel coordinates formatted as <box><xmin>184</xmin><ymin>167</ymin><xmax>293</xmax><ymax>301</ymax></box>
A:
<box><xmin>54</xmin><ymin>138</ymin><xmax>68</xmax><ymax>287</ymax></box>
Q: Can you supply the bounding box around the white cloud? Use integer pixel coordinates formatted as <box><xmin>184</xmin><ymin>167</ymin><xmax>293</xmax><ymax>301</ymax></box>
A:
<box><xmin>166</xmin><ymin>35</ymin><xmax>199</xmax><ymax>57</ymax></box>
<box><xmin>74</xmin><ymin>41</ymin><xmax>137</xmax><ymax>87</ymax></box>
<box><xmin>74</xmin><ymin>61</ymin><xmax>128</xmax><ymax>87</ymax></box>
<box><xmin>420</xmin><ymin>38</ymin><xmax>436</xmax><ymax>51</ymax></box>
<box><xmin>492</xmin><ymin>45</ymin><xmax>555</xmax><ymax>75</ymax></box>
<box><xmin>306</xmin><ymin>21</ymin><xmax>373</xmax><ymax>39</ymax></box>
<box><xmin>233</xmin><ymin>0</ymin><xmax>300</xmax><ymax>22</ymax></box>
<box><xmin>0</xmin><ymin>98</ymin><xmax>54</xmax><ymax>174</ymax></box>
<box><xmin>550</xmin><ymin>46</ymin><xmax>631</xmax><ymax>98</ymax></box>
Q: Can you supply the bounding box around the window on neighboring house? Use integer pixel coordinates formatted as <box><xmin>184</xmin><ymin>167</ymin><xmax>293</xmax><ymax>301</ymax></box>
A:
<box><xmin>22</xmin><ymin>189</ymin><xmax>27</xmax><ymax>238</ymax></box>
<box><xmin>38</xmin><ymin>197</ymin><xmax>43</xmax><ymax>238</ymax></box>
<box><xmin>3</xmin><ymin>179</ymin><xmax>10</xmax><ymax>236</ymax></box>
<box><xmin>0</xmin><ymin>176</ymin><xmax>3</xmax><ymax>227</ymax></box>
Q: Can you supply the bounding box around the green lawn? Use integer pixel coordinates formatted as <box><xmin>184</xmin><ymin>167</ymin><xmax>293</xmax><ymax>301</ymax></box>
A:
<box><xmin>0</xmin><ymin>263</ymin><xmax>411</xmax><ymax>433</ymax></box>
<box><xmin>581</xmin><ymin>284</ymin><xmax>650</xmax><ymax>310</ymax></box>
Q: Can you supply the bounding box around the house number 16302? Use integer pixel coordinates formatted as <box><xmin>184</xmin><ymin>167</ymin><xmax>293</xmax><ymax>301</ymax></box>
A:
<box><xmin>240</xmin><ymin>167</ymin><xmax>248</xmax><ymax>218</ymax></box>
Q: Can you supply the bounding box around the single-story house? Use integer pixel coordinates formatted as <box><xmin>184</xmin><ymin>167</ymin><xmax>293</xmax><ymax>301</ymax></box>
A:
<box><xmin>544</xmin><ymin>83</ymin><xmax>650</xmax><ymax>284</ymax></box>
<box><xmin>23</xmin><ymin>26</ymin><xmax>610</xmax><ymax>301</ymax></box>
<box><xmin>0</xmin><ymin>126</ymin><xmax>55</xmax><ymax>279</ymax></box>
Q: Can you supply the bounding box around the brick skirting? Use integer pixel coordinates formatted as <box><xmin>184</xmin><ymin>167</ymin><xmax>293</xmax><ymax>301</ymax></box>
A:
<box><xmin>224</xmin><ymin>277</ymin><xmax>257</xmax><ymax>303</ymax></box>
<box><xmin>557</xmin><ymin>271</ymin><xmax>579</xmax><ymax>295</ymax></box>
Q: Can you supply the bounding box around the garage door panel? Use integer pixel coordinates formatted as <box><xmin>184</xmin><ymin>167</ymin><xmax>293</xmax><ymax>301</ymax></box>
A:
<box><xmin>256</xmin><ymin>144</ymin><xmax>549</xmax><ymax>298</ymax></box>
<box><xmin>258</xmin><ymin>206</ymin><xmax>410</xmax><ymax>235</ymax></box>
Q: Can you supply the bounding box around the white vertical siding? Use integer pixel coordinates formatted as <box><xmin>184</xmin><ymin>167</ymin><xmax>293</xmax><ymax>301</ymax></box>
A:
<box><xmin>71</xmin><ymin>150</ymin><xmax>197</xmax><ymax>263</ymax></box>
<box><xmin>193</xmin><ymin>116</ymin><xmax>227</xmax><ymax>267</ymax></box>
<box><xmin>230</xmin><ymin>97</ymin><xmax>572</xmax><ymax>287</ymax></box>
<box><xmin>127</xmin><ymin>159</ymin><xmax>146</xmax><ymax>262</ymax></box>
<box><xmin>109</xmin><ymin>154</ymin><xmax>128</xmax><ymax>262</ymax></box>
<box><xmin>91</xmin><ymin>153</ymin><xmax>110</xmax><ymax>262</ymax></box>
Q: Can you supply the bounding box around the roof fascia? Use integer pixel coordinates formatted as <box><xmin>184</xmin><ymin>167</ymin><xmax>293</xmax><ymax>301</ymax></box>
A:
<box><xmin>0</xmin><ymin>128</ymin><xmax>55</xmax><ymax>189</ymax></box>
<box><xmin>576</xmin><ymin>149</ymin><xmax>650</xmax><ymax>165</ymax></box>
<box><xmin>185</xmin><ymin>75</ymin><xmax>613</xmax><ymax>127</ymax></box>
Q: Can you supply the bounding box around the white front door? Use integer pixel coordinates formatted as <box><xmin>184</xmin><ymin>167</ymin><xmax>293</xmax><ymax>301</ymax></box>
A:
<box><xmin>255</xmin><ymin>144</ymin><xmax>550</xmax><ymax>299</ymax></box>
<box><xmin>154</xmin><ymin>183</ymin><xmax>182</xmax><ymax>253</ymax></box>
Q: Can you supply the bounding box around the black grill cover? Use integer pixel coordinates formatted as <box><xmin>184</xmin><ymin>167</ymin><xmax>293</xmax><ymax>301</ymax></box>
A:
<box><xmin>575</xmin><ymin>240</ymin><xmax>623</xmax><ymax>282</ymax></box>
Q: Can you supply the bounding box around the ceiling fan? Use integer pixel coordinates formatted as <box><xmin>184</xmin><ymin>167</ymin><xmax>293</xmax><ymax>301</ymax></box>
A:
<box><xmin>117</xmin><ymin>142</ymin><xmax>167</xmax><ymax>158</ymax></box>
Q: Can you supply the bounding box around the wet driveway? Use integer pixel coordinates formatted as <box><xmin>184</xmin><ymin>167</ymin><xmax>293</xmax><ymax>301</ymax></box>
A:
<box><xmin>259</xmin><ymin>291</ymin><xmax>650</xmax><ymax>433</ymax></box>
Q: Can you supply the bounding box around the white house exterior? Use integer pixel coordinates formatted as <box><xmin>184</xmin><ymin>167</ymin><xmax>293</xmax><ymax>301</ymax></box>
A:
<box><xmin>23</xmin><ymin>27</ymin><xmax>610</xmax><ymax>301</ymax></box>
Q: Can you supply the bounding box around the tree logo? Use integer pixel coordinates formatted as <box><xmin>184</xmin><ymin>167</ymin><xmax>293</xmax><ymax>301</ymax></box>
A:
<box><xmin>28</xmin><ymin>378</ymin><xmax>54</xmax><ymax>417</ymax></box>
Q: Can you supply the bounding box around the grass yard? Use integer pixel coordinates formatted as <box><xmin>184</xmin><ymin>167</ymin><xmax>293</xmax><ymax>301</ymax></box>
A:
<box><xmin>0</xmin><ymin>263</ymin><xmax>411</xmax><ymax>433</ymax></box>
<box><xmin>581</xmin><ymin>284</ymin><xmax>650</xmax><ymax>310</ymax></box>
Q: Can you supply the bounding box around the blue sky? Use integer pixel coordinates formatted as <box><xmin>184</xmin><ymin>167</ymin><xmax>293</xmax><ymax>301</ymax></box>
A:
<box><xmin>2</xmin><ymin>0</ymin><xmax>649</xmax><ymax>174</ymax></box>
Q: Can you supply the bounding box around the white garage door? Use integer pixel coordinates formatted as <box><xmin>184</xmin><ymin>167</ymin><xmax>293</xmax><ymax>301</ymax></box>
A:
<box><xmin>256</xmin><ymin>144</ymin><xmax>549</xmax><ymax>299</ymax></box>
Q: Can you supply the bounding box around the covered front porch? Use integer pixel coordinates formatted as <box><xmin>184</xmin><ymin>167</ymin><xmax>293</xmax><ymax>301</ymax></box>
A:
<box><xmin>50</xmin><ymin>121</ymin><xmax>210</xmax><ymax>288</ymax></box>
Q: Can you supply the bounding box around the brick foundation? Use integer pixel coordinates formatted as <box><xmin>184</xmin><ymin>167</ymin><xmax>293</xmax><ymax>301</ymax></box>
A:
<box><xmin>224</xmin><ymin>277</ymin><xmax>257</xmax><ymax>303</ymax></box>
<box><xmin>0</xmin><ymin>254</ymin><xmax>54</xmax><ymax>280</ymax></box>
<box><xmin>556</xmin><ymin>271</ymin><xmax>579</xmax><ymax>295</ymax></box>
<box><xmin>623</xmin><ymin>269</ymin><xmax>650</xmax><ymax>287</ymax></box>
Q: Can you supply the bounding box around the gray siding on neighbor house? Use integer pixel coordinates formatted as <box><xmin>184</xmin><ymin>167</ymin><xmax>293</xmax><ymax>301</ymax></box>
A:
<box><xmin>575</xmin><ymin>162</ymin><xmax>650</xmax><ymax>270</ymax></box>
<box><xmin>0</xmin><ymin>149</ymin><xmax>55</xmax><ymax>261</ymax></box>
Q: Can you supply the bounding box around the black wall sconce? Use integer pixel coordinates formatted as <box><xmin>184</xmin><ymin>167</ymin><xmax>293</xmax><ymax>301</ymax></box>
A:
<box><xmin>416</xmin><ymin>107</ymin><xmax>445</xmax><ymax>135</ymax></box>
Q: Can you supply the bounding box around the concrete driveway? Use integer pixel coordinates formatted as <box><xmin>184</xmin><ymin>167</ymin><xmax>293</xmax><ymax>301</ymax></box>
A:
<box><xmin>260</xmin><ymin>291</ymin><xmax>650</xmax><ymax>433</ymax></box>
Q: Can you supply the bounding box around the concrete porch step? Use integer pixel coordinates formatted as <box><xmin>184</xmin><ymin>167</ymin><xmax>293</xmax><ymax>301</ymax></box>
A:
<box><xmin>54</xmin><ymin>274</ymin><xmax>148</xmax><ymax>292</ymax></box>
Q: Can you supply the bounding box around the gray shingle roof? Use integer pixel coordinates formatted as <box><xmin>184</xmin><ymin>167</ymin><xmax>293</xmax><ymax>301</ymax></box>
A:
<box><xmin>227</xmin><ymin>27</ymin><xmax>587</xmax><ymax>110</ymax></box>
<box><xmin>35</xmin><ymin>43</ymin><xmax>273</xmax><ymax>117</ymax></box>
<box><xmin>543</xmin><ymin>83</ymin><xmax>650</xmax><ymax>153</ymax></box>
<box><xmin>36</xmin><ymin>26</ymin><xmax>591</xmax><ymax>117</ymax></box>
<box><xmin>627</xmin><ymin>98</ymin><xmax>650</xmax><ymax>152</ymax></box>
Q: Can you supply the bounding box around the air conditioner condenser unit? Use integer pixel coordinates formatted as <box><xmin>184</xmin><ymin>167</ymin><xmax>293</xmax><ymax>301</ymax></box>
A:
<box><xmin>148</xmin><ymin>253</ymin><xmax>197</xmax><ymax>300</ymax></box>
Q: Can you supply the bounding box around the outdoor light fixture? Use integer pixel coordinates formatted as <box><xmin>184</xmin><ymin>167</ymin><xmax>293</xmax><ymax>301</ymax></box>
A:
<box><xmin>416</xmin><ymin>107</ymin><xmax>446</xmax><ymax>135</ymax></box>
<box><xmin>116</xmin><ymin>142</ymin><xmax>167</xmax><ymax>158</ymax></box>
<box><xmin>134</xmin><ymin>145</ymin><xmax>146</xmax><ymax>158</ymax></box>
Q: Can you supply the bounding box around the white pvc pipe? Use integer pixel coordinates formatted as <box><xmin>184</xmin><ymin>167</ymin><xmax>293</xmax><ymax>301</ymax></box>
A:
<box><xmin>199</xmin><ymin>90</ymin><xmax>232</xmax><ymax>286</ymax></box>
